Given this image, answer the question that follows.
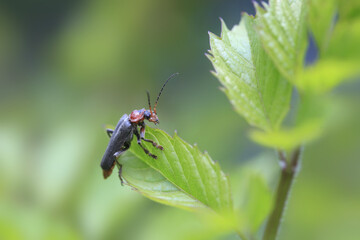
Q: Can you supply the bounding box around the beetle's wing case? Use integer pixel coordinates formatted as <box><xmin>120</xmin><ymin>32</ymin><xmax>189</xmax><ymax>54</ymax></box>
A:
<box><xmin>113</xmin><ymin>114</ymin><xmax>128</xmax><ymax>133</ymax></box>
<box><xmin>100</xmin><ymin>114</ymin><xmax>134</xmax><ymax>170</ymax></box>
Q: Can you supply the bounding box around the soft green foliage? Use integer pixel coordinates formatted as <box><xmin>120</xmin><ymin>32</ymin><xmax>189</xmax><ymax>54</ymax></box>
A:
<box><xmin>205</xmin><ymin>1</ymin><xmax>359</xmax><ymax>237</ymax></box>
<box><xmin>250</xmin><ymin>94</ymin><xmax>329</xmax><ymax>150</ymax></box>
<box><xmin>339</xmin><ymin>0</ymin><xmax>360</xmax><ymax>20</ymax></box>
<box><xmin>207</xmin><ymin>2</ymin><xmax>321</xmax><ymax>150</ymax></box>
<box><xmin>2</xmin><ymin>0</ymin><xmax>360</xmax><ymax>239</ymax></box>
<box><xmin>207</xmin><ymin>15</ymin><xmax>291</xmax><ymax>131</ymax></box>
<box><xmin>295</xmin><ymin>60</ymin><xmax>359</xmax><ymax>93</ymax></box>
<box><xmin>308</xmin><ymin>0</ymin><xmax>337</xmax><ymax>54</ymax></box>
<box><xmin>250</xmin><ymin>121</ymin><xmax>322</xmax><ymax>150</ymax></box>
<box><xmin>118</xmin><ymin>152</ymin><xmax>204</xmax><ymax>211</ymax></box>
<box><xmin>237</xmin><ymin>173</ymin><xmax>273</xmax><ymax>234</ymax></box>
<box><xmin>254</xmin><ymin>0</ymin><xmax>308</xmax><ymax>81</ymax></box>
<box><xmin>296</xmin><ymin>0</ymin><xmax>360</xmax><ymax>94</ymax></box>
<box><xmin>119</xmin><ymin>127</ymin><xmax>233</xmax><ymax>214</ymax></box>
<box><xmin>209</xmin><ymin>0</ymin><xmax>360</xmax><ymax>150</ymax></box>
<box><xmin>326</xmin><ymin>18</ymin><xmax>360</xmax><ymax>61</ymax></box>
<box><xmin>230</xmin><ymin>153</ymin><xmax>278</xmax><ymax>239</ymax></box>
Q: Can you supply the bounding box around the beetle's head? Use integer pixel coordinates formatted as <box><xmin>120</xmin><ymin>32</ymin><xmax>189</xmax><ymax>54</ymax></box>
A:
<box><xmin>144</xmin><ymin>109</ymin><xmax>159</xmax><ymax>125</ymax></box>
<box><xmin>149</xmin><ymin>112</ymin><xmax>159</xmax><ymax>125</ymax></box>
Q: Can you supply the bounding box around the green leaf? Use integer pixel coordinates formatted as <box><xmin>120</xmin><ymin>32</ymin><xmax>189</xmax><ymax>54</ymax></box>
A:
<box><xmin>250</xmin><ymin>120</ymin><xmax>323</xmax><ymax>150</ymax></box>
<box><xmin>308</xmin><ymin>0</ymin><xmax>337</xmax><ymax>53</ymax></box>
<box><xmin>295</xmin><ymin>59</ymin><xmax>359</xmax><ymax>94</ymax></box>
<box><xmin>118</xmin><ymin>152</ymin><xmax>204</xmax><ymax>211</ymax></box>
<box><xmin>325</xmin><ymin>18</ymin><xmax>360</xmax><ymax>61</ymax></box>
<box><xmin>231</xmin><ymin>153</ymin><xmax>277</xmax><ymax>238</ymax></box>
<box><xmin>238</xmin><ymin>174</ymin><xmax>273</xmax><ymax>234</ymax></box>
<box><xmin>255</xmin><ymin>0</ymin><xmax>308</xmax><ymax>81</ymax></box>
<box><xmin>118</xmin><ymin>127</ymin><xmax>233</xmax><ymax>214</ymax></box>
<box><xmin>250</xmin><ymin>94</ymin><xmax>328</xmax><ymax>150</ymax></box>
<box><xmin>338</xmin><ymin>0</ymin><xmax>360</xmax><ymax>21</ymax></box>
<box><xmin>207</xmin><ymin>14</ymin><xmax>291</xmax><ymax>131</ymax></box>
<box><xmin>298</xmin><ymin>15</ymin><xmax>360</xmax><ymax>93</ymax></box>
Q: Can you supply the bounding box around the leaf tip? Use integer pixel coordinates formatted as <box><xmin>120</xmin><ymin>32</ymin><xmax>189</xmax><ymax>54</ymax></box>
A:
<box><xmin>220</xmin><ymin>18</ymin><xmax>229</xmax><ymax>35</ymax></box>
<box><xmin>193</xmin><ymin>144</ymin><xmax>204</xmax><ymax>154</ymax></box>
<box><xmin>241</xmin><ymin>10</ymin><xmax>254</xmax><ymax>19</ymax></box>
<box><xmin>218</xmin><ymin>86</ymin><xmax>227</xmax><ymax>92</ymax></box>
<box><xmin>252</xmin><ymin>0</ymin><xmax>260</xmax><ymax>8</ymax></box>
<box><xmin>253</xmin><ymin>0</ymin><xmax>266</xmax><ymax>14</ymax></box>
<box><xmin>210</xmin><ymin>70</ymin><xmax>218</xmax><ymax>78</ymax></box>
<box><xmin>208</xmin><ymin>31</ymin><xmax>219</xmax><ymax>40</ymax></box>
<box><xmin>205</xmin><ymin>52</ymin><xmax>214</xmax><ymax>62</ymax></box>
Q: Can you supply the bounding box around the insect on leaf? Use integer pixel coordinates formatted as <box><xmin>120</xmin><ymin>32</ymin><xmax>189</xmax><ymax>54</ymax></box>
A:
<box><xmin>117</xmin><ymin>127</ymin><xmax>233</xmax><ymax>215</ymax></box>
<box><xmin>207</xmin><ymin>14</ymin><xmax>291</xmax><ymax>131</ymax></box>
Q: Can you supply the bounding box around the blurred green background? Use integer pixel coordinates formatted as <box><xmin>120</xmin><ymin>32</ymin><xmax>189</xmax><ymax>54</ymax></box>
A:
<box><xmin>0</xmin><ymin>0</ymin><xmax>359</xmax><ymax>239</ymax></box>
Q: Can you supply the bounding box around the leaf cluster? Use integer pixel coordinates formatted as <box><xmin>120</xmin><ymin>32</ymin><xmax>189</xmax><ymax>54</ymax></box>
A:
<box><xmin>110</xmin><ymin>0</ymin><xmax>360</xmax><ymax>239</ymax></box>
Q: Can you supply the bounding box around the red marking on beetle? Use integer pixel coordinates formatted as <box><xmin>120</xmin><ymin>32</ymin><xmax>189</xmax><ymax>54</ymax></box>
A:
<box><xmin>129</xmin><ymin>109</ymin><xmax>145</xmax><ymax>123</ymax></box>
<box><xmin>101</xmin><ymin>73</ymin><xmax>179</xmax><ymax>180</ymax></box>
<box><xmin>129</xmin><ymin>73</ymin><xmax>178</xmax><ymax>126</ymax></box>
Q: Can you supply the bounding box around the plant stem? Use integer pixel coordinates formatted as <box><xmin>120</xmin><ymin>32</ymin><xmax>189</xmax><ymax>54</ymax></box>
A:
<box><xmin>263</xmin><ymin>147</ymin><xmax>302</xmax><ymax>240</ymax></box>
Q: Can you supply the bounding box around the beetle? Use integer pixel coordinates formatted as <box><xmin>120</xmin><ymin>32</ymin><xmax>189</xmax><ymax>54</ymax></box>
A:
<box><xmin>100</xmin><ymin>73</ymin><xmax>178</xmax><ymax>183</ymax></box>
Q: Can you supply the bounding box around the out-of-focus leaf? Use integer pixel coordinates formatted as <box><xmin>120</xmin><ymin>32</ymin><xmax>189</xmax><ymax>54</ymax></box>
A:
<box><xmin>0</xmin><ymin>204</ymin><xmax>81</xmax><ymax>240</ymax></box>
<box><xmin>0</xmin><ymin>218</ymin><xmax>23</xmax><ymax>240</ymax></box>
<box><xmin>77</xmin><ymin>167</ymin><xmax>143</xmax><ymax>240</ymax></box>
<box><xmin>295</xmin><ymin>59</ymin><xmax>359</xmax><ymax>93</ymax></box>
<box><xmin>298</xmin><ymin>18</ymin><xmax>360</xmax><ymax>93</ymax></box>
<box><xmin>308</xmin><ymin>0</ymin><xmax>337</xmax><ymax>53</ymax></box>
<box><xmin>255</xmin><ymin>0</ymin><xmax>308</xmax><ymax>81</ymax></box>
<box><xmin>54</xmin><ymin>1</ymin><xmax>152</xmax><ymax>83</ymax></box>
<box><xmin>207</xmin><ymin>14</ymin><xmax>291</xmax><ymax>131</ymax></box>
<box><xmin>132</xmin><ymin>207</ymin><xmax>238</xmax><ymax>240</ymax></box>
<box><xmin>250</xmin><ymin>94</ymin><xmax>328</xmax><ymax>150</ymax></box>
<box><xmin>231</xmin><ymin>153</ymin><xmax>277</xmax><ymax>238</ymax></box>
<box><xmin>250</xmin><ymin>120</ymin><xmax>323</xmax><ymax>150</ymax></box>
<box><xmin>0</xmin><ymin>125</ymin><xmax>24</xmax><ymax>194</ymax></box>
<box><xmin>338</xmin><ymin>0</ymin><xmax>360</xmax><ymax>21</ymax></box>
<box><xmin>325</xmin><ymin>18</ymin><xmax>360</xmax><ymax>61</ymax></box>
<box><xmin>34</xmin><ymin>124</ymin><xmax>93</xmax><ymax>208</ymax></box>
<box><xmin>118</xmin><ymin>127</ymin><xmax>233</xmax><ymax>214</ymax></box>
<box><xmin>282</xmin><ymin>177</ymin><xmax>360</xmax><ymax>240</ymax></box>
<box><xmin>238</xmin><ymin>174</ymin><xmax>273</xmax><ymax>234</ymax></box>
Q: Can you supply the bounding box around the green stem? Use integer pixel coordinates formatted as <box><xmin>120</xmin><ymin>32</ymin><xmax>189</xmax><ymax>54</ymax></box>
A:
<box><xmin>263</xmin><ymin>147</ymin><xmax>302</xmax><ymax>240</ymax></box>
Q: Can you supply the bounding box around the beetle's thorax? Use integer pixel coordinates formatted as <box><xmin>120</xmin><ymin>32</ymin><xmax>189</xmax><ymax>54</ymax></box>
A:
<box><xmin>129</xmin><ymin>109</ymin><xmax>145</xmax><ymax>124</ymax></box>
<box><xmin>129</xmin><ymin>108</ymin><xmax>159</xmax><ymax>125</ymax></box>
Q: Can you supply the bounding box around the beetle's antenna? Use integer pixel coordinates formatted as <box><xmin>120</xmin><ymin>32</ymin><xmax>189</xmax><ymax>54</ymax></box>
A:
<box><xmin>147</xmin><ymin>90</ymin><xmax>153</xmax><ymax>114</ymax></box>
<box><xmin>154</xmin><ymin>72</ymin><xmax>179</xmax><ymax>114</ymax></box>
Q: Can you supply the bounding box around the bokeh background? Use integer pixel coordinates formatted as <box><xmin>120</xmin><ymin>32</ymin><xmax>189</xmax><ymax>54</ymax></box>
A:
<box><xmin>0</xmin><ymin>0</ymin><xmax>359</xmax><ymax>239</ymax></box>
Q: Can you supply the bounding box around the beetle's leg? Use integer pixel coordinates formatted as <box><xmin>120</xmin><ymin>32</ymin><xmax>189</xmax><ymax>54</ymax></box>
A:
<box><xmin>106</xmin><ymin>128</ymin><xmax>114</xmax><ymax>138</ymax></box>
<box><xmin>118</xmin><ymin>164</ymin><xmax>123</xmax><ymax>186</ymax></box>
<box><xmin>114</xmin><ymin>143</ymin><xmax>130</xmax><ymax>186</ymax></box>
<box><xmin>113</xmin><ymin>160</ymin><xmax>124</xmax><ymax>186</ymax></box>
<box><xmin>139</xmin><ymin>124</ymin><xmax>163</xmax><ymax>150</ymax></box>
<box><xmin>133</xmin><ymin>127</ymin><xmax>157</xmax><ymax>159</ymax></box>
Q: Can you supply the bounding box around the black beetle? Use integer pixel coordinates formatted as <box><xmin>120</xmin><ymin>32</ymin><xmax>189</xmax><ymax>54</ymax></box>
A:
<box><xmin>101</xmin><ymin>73</ymin><xmax>178</xmax><ymax>183</ymax></box>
